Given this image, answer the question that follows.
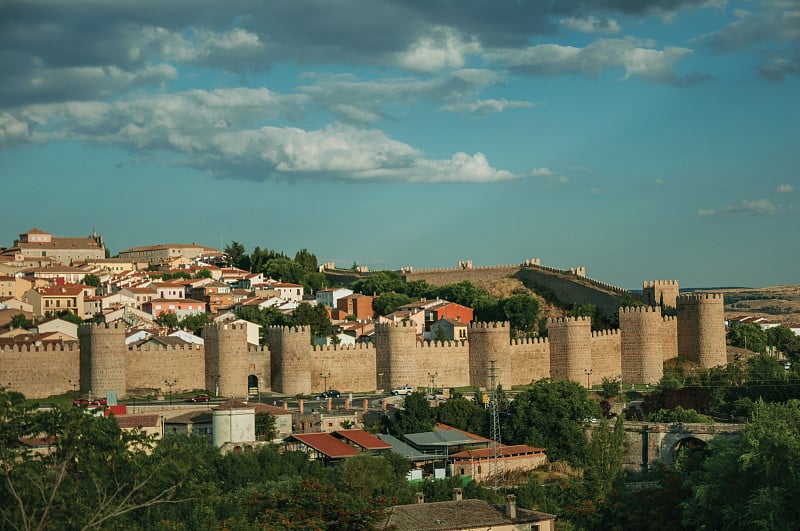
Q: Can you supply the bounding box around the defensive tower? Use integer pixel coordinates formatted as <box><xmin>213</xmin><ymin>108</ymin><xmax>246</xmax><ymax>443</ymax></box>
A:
<box><xmin>548</xmin><ymin>316</ymin><xmax>593</xmax><ymax>387</ymax></box>
<box><xmin>79</xmin><ymin>321</ymin><xmax>127</xmax><ymax>398</ymax></box>
<box><xmin>620</xmin><ymin>306</ymin><xmax>665</xmax><ymax>384</ymax></box>
<box><xmin>268</xmin><ymin>325</ymin><xmax>311</xmax><ymax>395</ymax></box>
<box><xmin>203</xmin><ymin>322</ymin><xmax>249</xmax><ymax>398</ymax></box>
<box><xmin>677</xmin><ymin>293</ymin><xmax>726</xmax><ymax>368</ymax></box>
<box><xmin>374</xmin><ymin>321</ymin><xmax>418</xmax><ymax>390</ymax></box>
<box><xmin>468</xmin><ymin>322</ymin><xmax>512</xmax><ymax>389</ymax></box>
<box><xmin>642</xmin><ymin>280</ymin><xmax>679</xmax><ymax>311</ymax></box>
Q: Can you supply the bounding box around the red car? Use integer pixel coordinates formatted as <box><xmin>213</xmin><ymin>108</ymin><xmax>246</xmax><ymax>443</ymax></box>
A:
<box><xmin>189</xmin><ymin>394</ymin><xmax>210</xmax><ymax>403</ymax></box>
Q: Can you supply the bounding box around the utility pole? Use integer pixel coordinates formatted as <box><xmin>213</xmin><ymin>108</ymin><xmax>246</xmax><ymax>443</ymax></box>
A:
<box><xmin>489</xmin><ymin>360</ymin><xmax>503</xmax><ymax>490</ymax></box>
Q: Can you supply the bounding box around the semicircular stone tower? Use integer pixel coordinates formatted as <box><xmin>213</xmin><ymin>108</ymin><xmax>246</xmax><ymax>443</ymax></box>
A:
<box><xmin>79</xmin><ymin>321</ymin><xmax>127</xmax><ymax>398</ymax></box>
<box><xmin>203</xmin><ymin>322</ymin><xmax>249</xmax><ymax>398</ymax></box>
<box><xmin>548</xmin><ymin>316</ymin><xmax>592</xmax><ymax>386</ymax></box>
<box><xmin>468</xmin><ymin>322</ymin><xmax>512</xmax><ymax>390</ymax></box>
<box><xmin>374</xmin><ymin>321</ymin><xmax>418</xmax><ymax>390</ymax></box>
<box><xmin>268</xmin><ymin>325</ymin><xmax>311</xmax><ymax>395</ymax></box>
<box><xmin>677</xmin><ymin>293</ymin><xmax>726</xmax><ymax>368</ymax></box>
<box><xmin>619</xmin><ymin>306</ymin><xmax>664</xmax><ymax>384</ymax></box>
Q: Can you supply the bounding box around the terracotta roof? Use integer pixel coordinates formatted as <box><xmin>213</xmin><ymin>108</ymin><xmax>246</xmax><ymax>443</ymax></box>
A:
<box><xmin>24</xmin><ymin>228</ymin><xmax>48</xmax><ymax>234</ymax></box>
<box><xmin>450</xmin><ymin>444</ymin><xmax>546</xmax><ymax>460</ymax></box>
<box><xmin>289</xmin><ymin>433</ymin><xmax>359</xmax><ymax>458</ymax></box>
<box><xmin>165</xmin><ymin>411</ymin><xmax>213</xmax><ymax>424</ymax></box>
<box><xmin>274</xmin><ymin>282</ymin><xmax>302</xmax><ymax>288</ymax></box>
<box><xmin>119</xmin><ymin>243</ymin><xmax>215</xmax><ymax>253</ymax></box>
<box><xmin>434</xmin><ymin>423</ymin><xmax>492</xmax><ymax>444</ymax></box>
<box><xmin>333</xmin><ymin>429</ymin><xmax>393</xmax><ymax>450</ymax></box>
<box><xmin>251</xmin><ymin>403</ymin><xmax>293</xmax><ymax>416</ymax></box>
<box><xmin>37</xmin><ymin>284</ymin><xmax>85</xmax><ymax>296</ymax></box>
<box><xmin>18</xmin><ymin>237</ymin><xmax>101</xmax><ymax>249</ymax></box>
<box><xmin>115</xmin><ymin>415</ymin><xmax>161</xmax><ymax>429</ymax></box>
<box><xmin>384</xmin><ymin>499</ymin><xmax>554</xmax><ymax>530</ymax></box>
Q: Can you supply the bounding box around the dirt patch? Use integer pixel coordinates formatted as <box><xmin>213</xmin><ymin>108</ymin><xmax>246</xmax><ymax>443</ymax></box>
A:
<box><xmin>695</xmin><ymin>285</ymin><xmax>800</xmax><ymax>326</ymax></box>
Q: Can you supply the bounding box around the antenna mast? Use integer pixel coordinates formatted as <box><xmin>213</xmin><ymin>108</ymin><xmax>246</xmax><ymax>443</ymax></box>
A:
<box><xmin>489</xmin><ymin>359</ymin><xmax>503</xmax><ymax>489</ymax></box>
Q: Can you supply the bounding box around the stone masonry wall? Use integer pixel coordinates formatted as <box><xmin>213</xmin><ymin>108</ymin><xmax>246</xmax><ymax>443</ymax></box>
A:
<box><xmin>509</xmin><ymin>337</ymin><xmax>551</xmax><ymax>387</ymax></box>
<box><xmin>309</xmin><ymin>343</ymin><xmax>377</xmax><ymax>394</ymax></box>
<box><xmin>514</xmin><ymin>268</ymin><xmax>626</xmax><ymax>315</ymax></box>
<box><xmin>548</xmin><ymin>317</ymin><xmax>593</xmax><ymax>386</ymax></box>
<box><xmin>591</xmin><ymin>329</ymin><xmax>622</xmax><ymax>385</ymax></box>
<box><xmin>0</xmin><ymin>343</ymin><xmax>79</xmax><ymax>398</ymax></box>
<box><xmin>125</xmin><ymin>345</ymin><xmax>205</xmax><ymax>394</ymax></box>
<box><xmin>677</xmin><ymin>294</ymin><xmax>727</xmax><ymax>368</ymax></box>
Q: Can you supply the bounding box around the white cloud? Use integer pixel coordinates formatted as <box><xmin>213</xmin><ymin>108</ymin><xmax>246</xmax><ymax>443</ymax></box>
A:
<box><xmin>530</xmin><ymin>167</ymin><xmax>554</xmax><ymax>176</ymax></box>
<box><xmin>4</xmin><ymin>89</ymin><xmax>515</xmax><ymax>184</ymax></box>
<box><xmin>483</xmin><ymin>37</ymin><xmax>708</xmax><ymax>85</ymax></box>
<box><xmin>393</xmin><ymin>26</ymin><xmax>482</xmax><ymax>72</ymax></box>
<box><xmin>439</xmin><ymin>98</ymin><xmax>534</xmax><ymax>115</ymax></box>
<box><xmin>698</xmin><ymin>199</ymin><xmax>785</xmax><ymax>217</ymax></box>
<box><xmin>776</xmin><ymin>183</ymin><xmax>794</xmax><ymax>193</ymax></box>
<box><xmin>0</xmin><ymin>113</ymin><xmax>30</xmax><ymax>145</ymax></box>
<box><xmin>559</xmin><ymin>16</ymin><xmax>621</xmax><ymax>35</ymax></box>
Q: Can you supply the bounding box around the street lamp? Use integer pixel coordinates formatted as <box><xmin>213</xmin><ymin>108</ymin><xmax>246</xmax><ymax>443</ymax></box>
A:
<box><xmin>320</xmin><ymin>372</ymin><xmax>331</xmax><ymax>392</ymax></box>
<box><xmin>164</xmin><ymin>379</ymin><xmax>177</xmax><ymax>405</ymax></box>
<box><xmin>69</xmin><ymin>379</ymin><xmax>79</xmax><ymax>394</ymax></box>
<box><xmin>583</xmin><ymin>369</ymin><xmax>593</xmax><ymax>390</ymax></box>
<box><xmin>378</xmin><ymin>372</ymin><xmax>384</xmax><ymax>392</ymax></box>
<box><xmin>428</xmin><ymin>371</ymin><xmax>438</xmax><ymax>395</ymax></box>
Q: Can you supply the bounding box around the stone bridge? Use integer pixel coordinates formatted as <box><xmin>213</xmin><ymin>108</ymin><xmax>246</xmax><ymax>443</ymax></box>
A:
<box><xmin>622</xmin><ymin>421</ymin><xmax>744</xmax><ymax>471</ymax></box>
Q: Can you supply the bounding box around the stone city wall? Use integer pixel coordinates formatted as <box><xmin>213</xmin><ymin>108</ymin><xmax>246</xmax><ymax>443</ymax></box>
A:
<box><xmin>125</xmin><ymin>344</ymin><xmax>206</xmax><ymax>395</ymax></box>
<box><xmin>0</xmin><ymin>343</ymin><xmax>79</xmax><ymax>398</ymax></box>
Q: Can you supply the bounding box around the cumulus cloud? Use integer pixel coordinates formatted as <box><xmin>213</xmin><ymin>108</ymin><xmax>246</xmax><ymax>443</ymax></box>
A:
<box><xmin>439</xmin><ymin>98</ymin><xmax>534</xmax><ymax>116</ymax></box>
<box><xmin>300</xmin><ymin>69</ymin><xmax>503</xmax><ymax>122</ymax></box>
<box><xmin>776</xmin><ymin>184</ymin><xmax>794</xmax><ymax>193</ymax></box>
<box><xmin>2</xmin><ymin>88</ymin><xmax>515</xmax><ymax>183</ymax></box>
<box><xmin>530</xmin><ymin>167</ymin><xmax>555</xmax><ymax>176</ymax></box>
<box><xmin>697</xmin><ymin>199</ymin><xmax>785</xmax><ymax>217</ymax></box>
<box><xmin>693</xmin><ymin>1</ymin><xmax>800</xmax><ymax>81</ymax></box>
<box><xmin>559</xmin><ymin>16</ymin><xmax>621</xmax><ymax>34</ymax></box>
<box><xmin>530</xmin><ymin>167</ymin><xmax>568</xmax><ymax>184</ymax></box>
<box><xmin>394</xmin><ymin>26</ymin><xmax>481</xmax><ymax>72</ymax></box>
<box><xmin>483</xmin><ymin>37</ymin><xmax>709</xmax><ymax>85</ymax></box>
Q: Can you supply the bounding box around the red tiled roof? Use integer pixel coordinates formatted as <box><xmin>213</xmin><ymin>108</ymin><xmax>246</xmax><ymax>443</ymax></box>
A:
<box><xmin>450</xmin><ymin>444</ymin><xmax>546</xmax><ymax>460</ymax></box>
<box><xmin>333</xmin><ymin>429</ymin><xmax>393</xmax><ymax>450</ymax></box>
<box><xmin>115</xmin><ymin>415</ymin><xmax>161</xmax><ymax>429</ymax></box>
<box><xmin>434</xmin><ymin>423</ymin><xmax>492</xmax><ymax>443</ymax></box>
<box><xmin>38</xmin><ymin>284</ymin><xmax>85</xmax><ymax>296</ymax></box>
<box><xmin>290</xmin><ymin>433</ymin><xmax>359</xmax><ymax>458</ymax></box>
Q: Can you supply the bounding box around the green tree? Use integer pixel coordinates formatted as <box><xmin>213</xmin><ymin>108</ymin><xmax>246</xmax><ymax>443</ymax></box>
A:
<box><xmin>435</xmin><ymin>396</ymin><xmax>487</xmax><ymax>435</ymax></box>
<box><xmin>10</xmin><ymin>313</ymin><xmax>32</xmax><ymax>329</ymax></box>
<box><xmin>504</xmin><ymin>379</ymin><xmax>601</xmax><ymax>466</ymax></box>
<box><xmin>180</xmin><ymin>312</ymin><xmax>210</xmax><ymax>333</ymax></box>
<box><xmin>292</xmin><ymin>302</ymin><xmax>332</xmax><ymax>339</ymax></box>
<box><xmin>155</xmin><ymin>311</ymin><xmax>180</xmax><ymax>328</ymax></box>
<box><xmin>584</xmin><ymin>417</ymin><xmax>625</xmax><ymax>500</ymax></box>
<box><xmin>393</xmin><ymin>392</ymin><xmax>435</xmax><ymax>436</ymax></box>
<box><xmin>503</xmin><ymin>293</ymin><xmax>540</xmax><ymax>337</ymax></box>
<box><xmin>254</xmin><ymin>412</ymin><xmax>277</xmax><ymax>441</ymax></box>
<box><xmin>684</xmin><ymin>399</ymin><xmax>800</xmax><ymax>530</ymax></box>
<box><xmin>433</xmin><ymin>326</ymin><xmax>448</xmax><ymax>343</ymax></box>
<box><xmin>224</xmin><ymin>241</ymin><xmax>248</xmax><ymax>269</ymax></box>
<box><xmin>294</xmin><ymin>248</ymin><xmax>318</xmax><ymax>273</ymax></box>
<box><xmin>728</xmin><ymin>323</ymin><xmax>768</xmax><ymax>353</ymax></box>
<box><xmin>350</xmin><ymin>271</ymin><xmax>405</xmax><ymax>296</ymax></box>
<box><xmin>54</xmin><ymin>310</ymin><xmax>83</xmax><ymax>325</ymax></box>
<box><xmin>194</xmin><ymin>268</ymin><xmax>212</xmax><ymax>279</ymax></box>
<box><xmin>373</xmin><ymin>292</ymin><xmax>412</xmax><ymax>316</ymax></box>
<box><xmin>619</xmin><ymin>294</ymin><xmax>646</xmax><ymax>308</ymax></box>
<box><xmin>600</xmin><ymin>376</ymin><xmax>621</xmax><ymax>399</ymax></box>
<box><xmin>82</xmin><ymin>273</ymin><xmax>101</xmax><ymax>287</ymax></box>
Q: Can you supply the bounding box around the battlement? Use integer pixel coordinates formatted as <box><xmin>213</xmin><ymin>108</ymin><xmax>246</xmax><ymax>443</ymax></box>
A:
<box><xmin>643</xmin><ymin>280</ymin><xmax>678</xmax><ymax>288</ymax></box>
<box><xmin>469</xmin><ymin>321</ymin><xmax>510</xmax><ymax>330</ymax></box>
<box><xmin>248</xmin><ymin>345</ymin><xmax>271</xmax><ymax>353</ymax></box>
<box><xmin>419</xmin><ymin>339</ymin><xmax>468</xmax><ymax>348</ymax></box>
<box><xmin>582</xmin><ymin>276</ymin><xmax>629</xmax><ymax>295</ymax></box>
<box><xmin>620</xmin><ymin>305</ymin><xmax>663</xmax><ymax>315</ymax></box>
<box><xmin>312</xmin><ymin>343</ymin><xmax>375</xmax><ymax>352</ymax></box>
<box><xmin>548</xmin><ymin>316</ymin><xmax>591</xmax><ymax>325</ymax></box>
<box><xmin>405</xmin><ymin>263</ymin><xmax>522</xmax><ymax>275</ymax></box>
<box><xmin>129</xmin><ymin>344</ymin><xmax>202</xmax><ymax>352</ymax></box>
<box><xmin>663</xmin><ymin>315</ymin><xmax>677</xmax><ymax>323</ymax></box>
<box><xmin>0</xmin><ymin>341</ymin><xmax>79</xmax><ymax>353</ymax></box>
<box><xmin>79</xmin><ymin>321</ymin><xmax>125</xmax><ymax>333</ymax></box>
<box><xmin>511</xmin><ymin>336</ymin><xmax>549</xmax><ymax>345</ymax></box>
<box><xmin>374</xmin><ymin>321</ymin><xmax>418</xmax><ymax>332</ymax></box>
<box><xmin>204</xmin><ymin>322</ymin><xmax>248</xmax><ymax>332</ymax></box>
<box><xmin>269</xmin><ymin>325</ymin><xmax>310</xmax><ymax>333</ymax></box>
<box><xmin>677</xmin><ymin>293</ymin><xmax>723</xmax><ymax>303</ymax></box>
<box><xmin>592</xmin><ymin>328</ymin><xmax>620</xmax><ymax>338</ymax></box>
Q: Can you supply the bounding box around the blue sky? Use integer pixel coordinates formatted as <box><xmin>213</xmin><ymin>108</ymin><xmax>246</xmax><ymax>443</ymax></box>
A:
<box><xmin>0</xmin><ymin>0</ymin><xmax>798</xmax><ymax>289</ymax></box>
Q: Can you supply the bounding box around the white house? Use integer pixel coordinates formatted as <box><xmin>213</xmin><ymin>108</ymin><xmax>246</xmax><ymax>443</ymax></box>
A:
<box><xmin>316</xmin><ymin>288</ymin><xmax>353</xmax><ymax>309</ymax></box>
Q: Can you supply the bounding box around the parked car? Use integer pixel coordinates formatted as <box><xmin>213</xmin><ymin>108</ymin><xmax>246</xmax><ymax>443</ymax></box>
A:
<box><xmin>189</xmin><ymin>394</ymin><xmax>210</xmax><ymax>402</ymax></box>
<box><xmin>73</xmin><ymin>398</ymin><xmax>92</xmax><ymax>407</ymax></box>
<box><xmin>314</xmin><ymin>389</ymin><xmax>341</xmax><ymax>400</ymax></box>
<box><xmin>392</xmin><ymin>385</ymin><xmax>414</xmax><ymax>396</ymax></box>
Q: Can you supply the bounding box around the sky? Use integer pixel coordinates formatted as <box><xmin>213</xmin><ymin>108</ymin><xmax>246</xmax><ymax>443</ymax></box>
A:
<box><xmin>0</xmin><ymin>0</ymin><xmax>798</xmax><ymax>290</ymax></box>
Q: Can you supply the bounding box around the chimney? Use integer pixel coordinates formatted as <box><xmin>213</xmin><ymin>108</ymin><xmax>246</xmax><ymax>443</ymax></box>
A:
<box><xmin>505</xmin><ymin>494</ymin><xmax>517</xmax><ymax>520</ymax></box>
<box><xmin>282</xmin><ymin>401</ymin><xmax>289</xmax><ymax>411</ymax></box>
<box><xmin>298</xmin><ymin>399</ymin><xmax>304</xmax><ymax>414</ymax></box>
<box><xmin>415</xmin><ymin>492</ymin><xmax>424</xmax><ymax>504</ymax></box>
<box><xmin>453</xmin><ymin>488</ymin><xmax>462</xmax><ymax>502</ymax></box>
<box><xmin>363</xmin><ymin>398</ymin><xmax>369</xmax><ymax>412</ymax></box>
<box><xmin>327</xmin><ymin>397</ymin><xmax>333</xmax><ymax>412</ymax></box>
<box><xmin>344</xmin><ymin>397</ymin><xmax>350</xmax><ymax>410</ymax></box>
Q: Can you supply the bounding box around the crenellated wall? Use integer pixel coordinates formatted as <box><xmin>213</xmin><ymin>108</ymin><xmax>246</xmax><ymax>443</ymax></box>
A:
<box><xmin>5</xmin><ymin>286</ymin><xmax>729</xmax><ymax>398</ymax></box>
<box><xmin>126</xmin><ymin>343</ymin><xmax>205</xmax><ymax>393</ymax></box>
<box><xmin>591</xmin><ymin>328</ymin><xmax>622</xmax><ymax>385</ymax></box>
<box><xmin>642</xmin><ymin>280</ymin><xmax>679</xmax><ymax>310</ymax></box>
